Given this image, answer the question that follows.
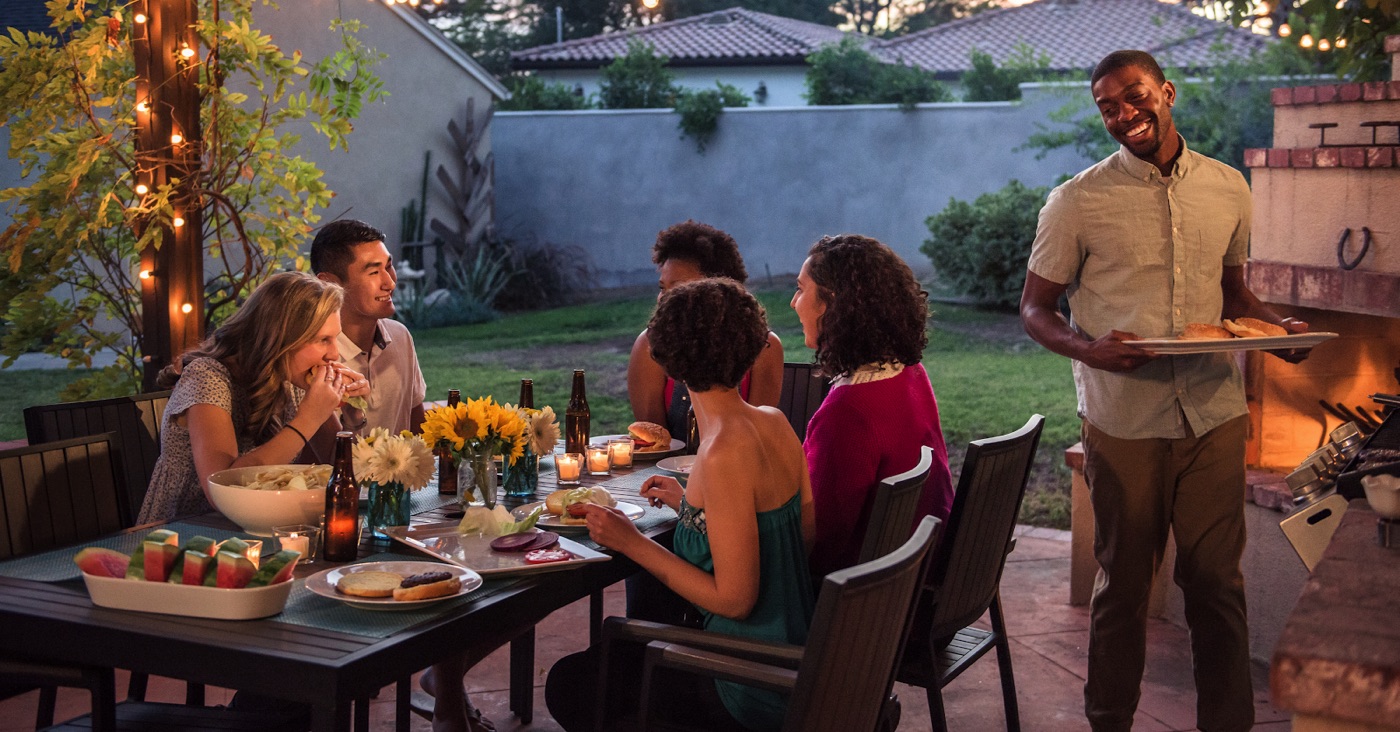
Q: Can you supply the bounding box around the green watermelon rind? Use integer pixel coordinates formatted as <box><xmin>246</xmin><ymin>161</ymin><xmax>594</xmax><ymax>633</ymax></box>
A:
<box><xmin>167</xmin><ymin>536</ymin><xmax>220</xmax><ymax>584</ymax></box>
<box><xmin>215</xmin><ymin>552</ymin><xmax>257</xmax><ymax>589</ymax></box>
<box><xmin>246</xmin><ymin>550</ymin><xmax>300</xmax><ymax>587</ymax></box>
<box><xmin>125</xmin><ymin>529</ymin><xmax>178</xmax><ymax>580</ymax></box>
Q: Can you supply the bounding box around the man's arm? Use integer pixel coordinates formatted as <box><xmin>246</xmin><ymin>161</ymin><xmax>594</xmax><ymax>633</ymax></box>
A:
<box><xmin>1220</xmin><ymin>265</ymin><xmax>1310</xmax><ymax>363</ymax></box>
<box><xmin>1020</xmin><ymin>271</ymin><xmax>1157</xmax><ymax>372</ymax></box>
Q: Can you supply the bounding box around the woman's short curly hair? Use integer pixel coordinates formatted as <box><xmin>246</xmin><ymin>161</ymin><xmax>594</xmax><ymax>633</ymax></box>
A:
<box><xmin>806</xmin><ymin>234</ymin><xmax>928</xmax><ymax>377</ymax></box>
<box><xmin>647</xmin><ymin>278</ymin><xmax>768</xmax><ymax>392</ymax></box>
<box><xmin>652</xmin><ymin>220</ymin><xmax>748</xmax><ymax>283</ymax></box>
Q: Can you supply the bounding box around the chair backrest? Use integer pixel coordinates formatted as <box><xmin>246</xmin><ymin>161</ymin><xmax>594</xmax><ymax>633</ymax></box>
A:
<box><xmin>785</xmin><ymin>516</ymin><xmax>941</xmax><ymax>732</ymax></box>
<box><xmin>0</xmin><ymin>434</ymin><xmax>130</xmax><ymax>561</ymax></box>
<box><xmin>856</xmin><ymin>445</ymin><xmax>934</xmax><ymax>565</ymax></box>
<box><xmin>777</xmin><ymin>362</ymin><xmax>830</xmax><ymax>442</ymax></box>
<box><xmin>921</xmin><ymin>414</ymin><xmax>1044</xmax><ymax>637</ymax></box>
<box><xmin>24</xmin><ymin>391</ymin><xmax>170</xmax><ymax>519</ymax></box>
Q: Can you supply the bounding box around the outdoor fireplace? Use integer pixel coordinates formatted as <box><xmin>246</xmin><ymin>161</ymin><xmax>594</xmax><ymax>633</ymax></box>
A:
<box><xmin>1242</xmin><ymin>34</ymin><xmax>1400</xmax><ymax>472</ymax></box>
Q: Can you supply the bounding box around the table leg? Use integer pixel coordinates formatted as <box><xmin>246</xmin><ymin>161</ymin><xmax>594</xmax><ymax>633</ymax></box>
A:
<box><xmin>590</xmin><ymin>589</ymin><xmax>604</xmax><ymax>645</ymax></box>
<box><xmin>312</xmin><ymin>700</ymin><xmax>350</xmax><ymax>732</ymax></box>
<box><xmin>396</xmin><ymin>676</ymin><xmax>412</xmax><ymax>732</ymax></box>
<box><xmin>510</xmin><ymin>628</ymin><xmax>535</xmax><ymax>723</ymax></box>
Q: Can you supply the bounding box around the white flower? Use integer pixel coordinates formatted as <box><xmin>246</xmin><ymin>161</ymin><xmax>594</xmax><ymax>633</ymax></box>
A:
<box><xmin>529</xmin><ymin>406</ymin><xmax>560</xmax><ymax>455</ymax></box>
<box><xmin>353</xmin><ymin>432</ymin><xmax>434</xmax><ymax>490</ymax></box>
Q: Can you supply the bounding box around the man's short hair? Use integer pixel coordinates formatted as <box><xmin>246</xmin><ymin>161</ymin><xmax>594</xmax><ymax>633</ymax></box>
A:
<box><xmin>1091</xmin><ymin>50</ymin><xmax>1167</xmax><ymax>86</ymax></box>
<box><xmin>309</xmin><ymin>219</ymin><xmax>386</xmax><ymax>279</ymax></box>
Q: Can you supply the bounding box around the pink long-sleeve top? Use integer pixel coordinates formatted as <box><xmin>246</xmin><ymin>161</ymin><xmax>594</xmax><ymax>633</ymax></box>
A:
<box><xmin>803</xmin><ymin>363</ymin><xmax>954</xmax><ymax>578</ymax></box>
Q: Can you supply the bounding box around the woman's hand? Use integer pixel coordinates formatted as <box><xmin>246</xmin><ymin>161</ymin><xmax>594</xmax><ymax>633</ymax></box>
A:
<box><xmin>640</xmin><ymin>475</ymin><xmax>684</xmax><ymax>511</ymax></box>
<box><xmin>301</xmin><ymin>363</ymin><xmax>345</xmax><ymax>423</ymax></box>
<box><xmin>582</xmin><ymin>504</ymin><xmax>644</xmax><ymax>553</ymax></box>
<box><xmin>332</xmin><ymin>363</ymin><xmax>371</xmax><ymax>400</ymax></box>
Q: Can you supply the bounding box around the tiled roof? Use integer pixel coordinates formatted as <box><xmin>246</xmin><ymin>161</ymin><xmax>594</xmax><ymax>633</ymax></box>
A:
<box><xmin>877</xmin><ymin>0</ymin><xmax>1270</xmax><ymax>75</ymax></box>
<box><xmin>0</xmin><ymin>0</ymin><xmax>55</xmax><ymax>36</ymax></box>
<box><xmin>511</xmin><ymin>7</ymin><xmax>858</xmax><ymax>69</ymax></box>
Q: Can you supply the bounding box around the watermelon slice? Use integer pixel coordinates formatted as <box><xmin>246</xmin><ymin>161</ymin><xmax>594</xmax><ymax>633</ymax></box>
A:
<box><xmin>176</xmin><ymin>551</ymin><xmax>214</xmax><ymax>585</ymax></box>
<box><xmin>143</xmin><ymin>542</ymin><xmax>181</xmax><ymax>582</ymax></box>
<box><xmin>167</xmin><ymin>537</ymin><xmax>219</xmax><ymax>584</ymax></box>
<box><xmin>220</xmin><ymin>537</ymin><xmax>253</xmax><ymax>558</ymax></box>
<box><xmin>126</xmin><ymin>529</ymin><xmax>178</xmax><ymax>580</ymax></box>
<box><xmin>74</xmin><ymin>547</ymin><xmax>131</xmax><ymax>578</ymax></box>
<box><xmin>246</xmin><ymin>550</ymin><xmax>300</xmax><ymax>587</ymax></box>
<box><xmin>215</xmin><ymin>552</ymin><xmax>257</xmax><ymax>589</ymax></box>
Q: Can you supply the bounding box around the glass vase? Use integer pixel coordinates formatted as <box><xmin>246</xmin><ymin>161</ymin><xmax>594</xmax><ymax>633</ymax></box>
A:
<box><xmin>503</xmin><ymin>446</ymin><xmax>540</xmax><ymax>499</ymax></box>
<box><xmin>457</xmin><ymin>448</ymin><xmax>499</xmax><ymax>509</ymax></box>
<box><xmin>364</xmin><ymin>480</ymin><xmax>410</xmax><ymax>541</ymax></box>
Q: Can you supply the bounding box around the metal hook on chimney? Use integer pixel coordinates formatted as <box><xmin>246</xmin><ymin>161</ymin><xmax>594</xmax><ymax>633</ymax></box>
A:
<box><xmin>1336</xmin><ymin>227</ymin><xmax>1372</xmax><ymax>271</ymax></box>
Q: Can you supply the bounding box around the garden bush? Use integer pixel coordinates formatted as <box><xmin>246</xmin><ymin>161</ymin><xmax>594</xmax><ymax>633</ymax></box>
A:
<box><xmin>499</xmin><ymin>75</ymin><xmax>593</xmax><ymax>111</ymax></box>
<box><xmin>598</xmin><ymin>39</ymin><xmax>676</xmax><ymax>109</ymax></box>
<box><xmin>804</xmin><ymin>38</ymin><xmax>950</xmax><ymax>108</ymax></box>
<box><xmin>921</xmin><ymin>180</ymin><xmax>1049</xmax><ymax>308</ymax></box>
<box><xmin>674</xmin><ymin>82</ymin><xmax>749</xmax><ymax>152</ymax></box>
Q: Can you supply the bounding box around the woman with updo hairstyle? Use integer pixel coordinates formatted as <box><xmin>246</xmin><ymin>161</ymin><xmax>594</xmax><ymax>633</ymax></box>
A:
<box><xmin>627</xmin><ymin>220</ymin><xmax>784</xmax><ymax>440</ymax></box>
<box><xmin>791</xmin><ymin>234</ymin><xmax>954</xmax><ymax>578</ymax></box>
<box><xmin>139</xmin><ymin>271</ymin><xmax>370</xmax><ymax>523</ymax></box>
<box><xmin>547</xmin><ymin>278</ymin><xmax>815</xmax><ymax>732</ymax></box>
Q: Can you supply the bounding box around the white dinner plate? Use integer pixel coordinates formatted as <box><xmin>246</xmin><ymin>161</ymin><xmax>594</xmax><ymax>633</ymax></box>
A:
<box><xmin>512</xmin><ymin>500</ymin><xmax>645</xmax><ymax>531</ymax></box>
<box><xmin>1125</xmin><ymin>332</ymin><xmax>1337</xmax><ymax>355</ymax></box>
<box><xmin>303</xmin><ymin>561</ymin><xmax>482</xmax><ymax>611</ymax></box>
<box><xmin>656</xmin><ymin>455</ymin><xmax>697</xmax><ymax>479</ymax></box>
<box><xmin>589</xmin><ymin>435</ymin><xmax>685</xmax><ymax>460</ymax></box>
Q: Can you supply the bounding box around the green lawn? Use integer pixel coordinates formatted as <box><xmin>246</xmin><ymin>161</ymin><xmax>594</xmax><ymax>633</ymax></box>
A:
<box><xmin>0</xmin><ymin>291</ymin><xmax>1080</xmax><ymax>527</ymax></box>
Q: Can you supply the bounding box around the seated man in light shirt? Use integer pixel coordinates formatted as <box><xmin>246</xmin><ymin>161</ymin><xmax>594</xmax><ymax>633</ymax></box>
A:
<box><xmin>309</xmin><ymin>219</ymin><xmax>426</xmax><ymax>435</ymax></box>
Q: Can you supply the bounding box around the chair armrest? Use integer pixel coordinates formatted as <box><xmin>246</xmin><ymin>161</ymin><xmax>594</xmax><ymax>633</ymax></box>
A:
<box><xmin>602</xmin><ymin>617</ymin><xmax>804</xmax><ymax>669</ymax></box>
<box><xmin>645</xmin><ymin>641</ymin><xmax>799</xmax><ymax>695</ymax></box>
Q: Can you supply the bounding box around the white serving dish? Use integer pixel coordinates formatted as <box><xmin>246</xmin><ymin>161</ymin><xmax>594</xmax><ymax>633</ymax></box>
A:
<box><xmin>1361</xmin><ymin>473</ymin><xmax>1400</xmax><ymax>519</ymax></box>
<box><xmin>303</xmin><ymin>561</ymin><xmax>482</xmax><ymax>611</ymax></box>
<box><xmin>385</xmin><ymin>522</ymin><xmax>611</xmax><ymax>577</ymax></box>
<box><xmin>82</xmin><ymin>573</ymin><xmax>293</xmax><ymax>620</ymax></box>
<box><xmin>1125</xmin><ymin>332</ymin><xmax>1337</xmax><ymax>355</ymax></box>
<box><xmin>207</xmin><ymin>464</ymin><xmax>328</xmax><ymax>537</ymax></box>
<box><xmin>656</xmin><ymin>455</ymin><xmax>696</xmax><ymax>480</ymax></box>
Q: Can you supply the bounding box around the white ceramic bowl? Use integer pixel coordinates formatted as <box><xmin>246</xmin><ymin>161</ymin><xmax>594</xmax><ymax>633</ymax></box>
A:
<box><xmin>83</xmin><ymin>573</ymin><xmax>293</xmax><ymax>619</ymax></box>
<box><xmin>1361</xmin><ymin>472</ymin><xmax>1400</xmax><ymax>519</ymax></box>
<box><xmin>207</xmin><ymin>464</ymin><xmax>329</xmax><ymax>537</ymax></box>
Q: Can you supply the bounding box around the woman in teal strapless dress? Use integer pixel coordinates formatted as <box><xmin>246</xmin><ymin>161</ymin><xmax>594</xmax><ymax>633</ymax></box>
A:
<box><xmin>546</xmin><ymin>278</ymin><xmax>816</xmax><ymax>731</ymax></box>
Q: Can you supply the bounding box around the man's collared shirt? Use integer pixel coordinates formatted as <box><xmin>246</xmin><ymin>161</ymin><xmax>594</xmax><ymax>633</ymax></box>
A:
<box><xmin>1027</xmin><ymin>141</ymin><xmax>1251</xmax><ymax>440</ymax></box>
<box><xmin>337</xmin><ymin>319</ymin><xmax>427</xmax><ymax>435</ymax></box>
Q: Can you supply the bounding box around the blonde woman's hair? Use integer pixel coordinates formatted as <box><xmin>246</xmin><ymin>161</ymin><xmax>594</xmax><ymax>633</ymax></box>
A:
<box><xmin>161</xmin><ymin>271</ymin><xmax>344</xmax><ymax>442</ymax></box>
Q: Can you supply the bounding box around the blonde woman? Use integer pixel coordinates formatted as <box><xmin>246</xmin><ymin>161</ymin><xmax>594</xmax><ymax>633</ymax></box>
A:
<box><xmin>138</xmin><ymin>271</ymin><xmax>370</xmax><ymax>523</ymax></box>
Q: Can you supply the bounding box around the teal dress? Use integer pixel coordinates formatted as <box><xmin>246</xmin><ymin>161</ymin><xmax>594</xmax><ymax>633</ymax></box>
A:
<box><xmin>672</xmin><ymin>492</ymin><xmax>815</xmax><ymax>731</ymax></box>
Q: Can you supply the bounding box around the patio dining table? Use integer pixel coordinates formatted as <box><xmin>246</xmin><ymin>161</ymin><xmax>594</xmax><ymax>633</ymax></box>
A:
<box><xmin>0</xmin><ymin>457</ymin><xmax>679</xmax><ymax>732</ymax></box>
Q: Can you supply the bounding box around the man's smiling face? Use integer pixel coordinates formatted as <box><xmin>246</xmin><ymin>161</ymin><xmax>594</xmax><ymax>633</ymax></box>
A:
<box><xmin>1092</xmin><ymin>64</ymin><xmax>1178</xmax><ymax>167</ymax></box>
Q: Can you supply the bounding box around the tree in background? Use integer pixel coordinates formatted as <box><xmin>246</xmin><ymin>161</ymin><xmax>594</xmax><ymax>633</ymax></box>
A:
<box><xmin>499</xmin><ymin>76</ymin><xmax>595</xmax><ymax>110</ymax></box>
<box><xmin>1184</xmin><ymin>0</ymin><xmax>1399</xmax><ymax>80</ymax></box>
<box><xmin>0</xmin><ymin>0</ymin><xmax>383</xmax><ymax>397</ymax></box>
<box><xmin>805</xmin><ymin>37</ymin><xmax>950</xmax><ymax>106</ymax></box>
<box><xmin>659</xmin><ymin>0</ymin><xmax>842</xmax><ymax>25</ymax></box>
<box><xmin>835</xmin><ymin>0</ymin><xmax>996</xmax><ymax>36</ymax></box>
<box><xmin>598</xmin><ymin>39</ymin><xmax>677</xmax><ymax>108</ymax></box>
<box><xmin>960</xmin><ymin>43</ymin><xmax>1053</xmax><ymax>101</ymax></box>
<box><xmin>418</xmin><ymin>0</ymin><xmax>535</xmax><ymax>78</ymax></box>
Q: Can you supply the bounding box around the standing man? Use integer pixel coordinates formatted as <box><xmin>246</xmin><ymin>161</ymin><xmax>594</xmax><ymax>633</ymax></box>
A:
<box><xmin>1020</xmin><ymin>51</ymin><xmax>1308</xmax><ymax>732</ymax></box>
<box><xmin>310</xmin><ymin>219</ymin><xmax>426</xmax><ymax>434</ymax></box>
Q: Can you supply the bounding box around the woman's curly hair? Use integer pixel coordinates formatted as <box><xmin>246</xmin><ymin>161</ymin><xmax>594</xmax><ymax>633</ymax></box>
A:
<box><xmin>652</xmin><ymin>220</ymin><xmax>748</xmax><ymax>282</ymax></box>
<box><xmin>647</xmin><ymin>278</ymin><xmax>768</xmax><ymax>393</ymax></box>
<box><xmin>158</xmin><ymin>272</ymin><xmax>344</xmax><ymax>443</ymax></box>
<box><xmin>806</xmin><ymin>234</ymin><xmax>928</xmax><ymax>377</ymax></box>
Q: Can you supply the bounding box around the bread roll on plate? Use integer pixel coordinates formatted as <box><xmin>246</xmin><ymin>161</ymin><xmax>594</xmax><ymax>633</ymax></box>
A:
<box><xmin>1181</xmin><ymin>322</ymin><xmax>1235</xmax><ymax>340</ymax></box>
<box><xmin>1222</xmin><ymin>317</ymin><xmax>1287</xmax><ymax>338</ymax></box>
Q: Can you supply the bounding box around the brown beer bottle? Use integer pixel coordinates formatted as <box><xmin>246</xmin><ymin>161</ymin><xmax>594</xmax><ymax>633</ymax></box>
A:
<box><xmin>323</xmin><ymin>431</ymin><xmax>360</xmax><ymax>562</ymax></box>
<box><xmin>519</xmin><ymin>379</ymin><xmax>534</xmax><ymax>410</ymax></box>
<box><xmin>565</xmin><ymin>369</ymin><xmax>590</xmax><ymax>454</ymax></box>
<box><xmin>438</xmin><ymin>389</ymin><xmax>461</xmax><ymax>495</ymax></box>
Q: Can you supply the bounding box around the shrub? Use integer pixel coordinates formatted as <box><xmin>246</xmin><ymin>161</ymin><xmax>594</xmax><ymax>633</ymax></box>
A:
<box><xmin>493</xmin><ymin>240</ymin><xmax>595</xmax><ymax>312</ymax></box>
<box><xmin>961</xmin><ymin>43</ymin><xmax>1053</xmax><ymax>102</ymax></box>
<box><xmin>805</xmin><ymin>38</ymin><xmax>950</xmax><ymax>108</ymax></box>
<box><xmin>674</xmin><ymin>82</ymin><xmax>750</xmax><ymax>152</ymax></box>
<box><xmin>598</xmin><ymin>39</ymin><xmax>676</xmax><ymax>109</ymax></box>
<box><xmin>499</xmin><ymin>75</ymin><xmax>594</xmax><ymax>111</ymax></box>
<box><xmin>921</xmin><ymin>180</ymin><xmax>1049</xmax><ymax>308</ymax></box>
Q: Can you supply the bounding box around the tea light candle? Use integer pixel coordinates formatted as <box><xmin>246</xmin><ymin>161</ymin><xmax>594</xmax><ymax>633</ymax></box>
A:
<box><xmin>587</xmin><ymin>445</ymin><xmax>611</xmax><ymax>475</ymax></box>
<box><xmin>280</xmin><ymin>533</ymin><xmax>309</xmax><ymax>558</ymax></box>
<box><xmin>557</xmin><ymin>453</ymin><xmax>583</xmax><ymax>484</ymax></box>
<box><xmin>607</xmin><ymin>438</ymin><xmax>633</xmax><ymax>468</ymax></box>
<box><xmin>245</xmin><ymin>540</ymin><xmax>262</xmax><ymax>569</ymax></box>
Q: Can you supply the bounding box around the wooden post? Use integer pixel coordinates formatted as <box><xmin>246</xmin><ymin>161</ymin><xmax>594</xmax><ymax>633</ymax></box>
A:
<box><xmin>132</xmin><ymin>0</ymin><xmax>203</xmax><ymax>390</ymax></box>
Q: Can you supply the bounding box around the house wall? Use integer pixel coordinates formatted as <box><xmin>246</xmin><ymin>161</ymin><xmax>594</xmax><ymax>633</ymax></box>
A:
<box><xmin>249</xmin><ymin>0</ymin><xmax>498</xmax><ymax>256</ymax></box>
<box><xmin>493</xmin><ymin>82</ymin><xmax>1096</xmax><ymax>287</ymax></box>
<box><xmin>535</xmin><ymin>64</ymin><xmax>812</xmax><ymax>107</ymax></box>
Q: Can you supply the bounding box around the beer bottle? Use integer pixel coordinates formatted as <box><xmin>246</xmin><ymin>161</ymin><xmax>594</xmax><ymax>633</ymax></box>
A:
<box><xmin>323</xmin><ymin>431</ymin><xmax>360</xmax><ymax>562</ymax></box>
<box><xmin>519</xmin><ymin>379</ymin><xmax>534</xmax><ymax>410</ymax></box>
<box><xmin>437</xmin><ymin>389</ymin><xmax>461</xmax><ymax>496</ymax></box>
<box><xmin>565</xmin><ymin>369</ymin><xmax>590</xmax><ymax>454</ymax></box>
<box><xmin>685</xmin><ymin>406</ymin><xmax>700</xmax><ymax>456</ymax></box>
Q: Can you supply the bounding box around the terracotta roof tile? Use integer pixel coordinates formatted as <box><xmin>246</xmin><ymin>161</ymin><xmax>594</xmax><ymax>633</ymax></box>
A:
<box><xmin>512</xmin><ymin>6</ymin><xmax>859</xmax><ymax>69</ymax></box>
<box><xmin>876</xmin><ymin>0</ymin><xmax>1269</xmax><ymax>74</ymax></box>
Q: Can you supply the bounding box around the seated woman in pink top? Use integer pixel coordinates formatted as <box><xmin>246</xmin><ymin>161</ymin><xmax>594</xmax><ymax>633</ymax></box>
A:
<box><xmin>791</xmin><ymin>234</ymin><xmax>955</xmax><ymax>578</ymax></box>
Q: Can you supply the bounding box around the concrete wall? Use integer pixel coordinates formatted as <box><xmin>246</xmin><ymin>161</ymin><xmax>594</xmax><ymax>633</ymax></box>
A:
<box><xmin>493</xmin><ymin>82</ymin><xmax>1096</xmax><ymax>287</ymax></box>
<box><xmin>537</xmin><ymin>64</ymin><xmax>812</xmax><ymax>107</ymax></box>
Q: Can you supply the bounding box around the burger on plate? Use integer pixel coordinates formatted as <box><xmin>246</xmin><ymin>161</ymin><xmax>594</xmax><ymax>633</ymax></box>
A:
<box><xmin>545</xmin><ymin>487</ymin><xmax>617</xmax><ymax>525</ymax></box>
<box><xmin>628</xmin><ymin>421</ymin><xmax>671</xmax><ymax>452</ymax></box>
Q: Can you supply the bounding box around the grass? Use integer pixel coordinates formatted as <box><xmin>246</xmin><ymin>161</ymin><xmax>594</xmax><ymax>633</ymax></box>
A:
<box><xmin>0</xmin><ymin>290</ymin><xmax>1080</xmax><ymax>528</ymax></box>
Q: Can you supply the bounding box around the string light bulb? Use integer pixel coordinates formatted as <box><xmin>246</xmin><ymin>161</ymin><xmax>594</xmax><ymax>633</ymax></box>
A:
<box><xmin>139</xmin><ymin>269</ymin><xmax>153</xmax><ymax>280</ymax></box>
<box><xmin>172</xmin><ymin>216</ymin><xmax>185</xmax><ymax>227</ymax></box>
<box><xmin>643</xmin><ymin>0</ymin><xmax>658</xmax><ymax>7</ymax></box>
<box><xmin>1299</xmin><ymin>33</ymin><xmax>1314</xmax><ymax>48</ymax></box>
<box><xmin>135</xmin><ymin>183</ymin><xmax>149</xmax><ymax>195</ymax></box>
<box><xmin>1336</xmin><ymin>38</ymin><xmax>1347</xmax><ymax>49</ymax></box>
<box><xmin>135</xmin><ymin>100</ymin><xmax>149</xmax><ymax>113</ymax></box>
<box><xmin>170</xmin><ymin>132</ymin><xmax>183</xmax><ymax>145</ymax></box>
<box><xmin>181</xmin><ymin>303</ymin><xmax>193</xmax><ymax>314</ymax></box>
<box><xmin>1278</xmin><ymin>23</ymin><xmax>1291</xmax><ymax>37</ymax></box>
<box><xmin>134</xmin><ymin>13</ymin><xmax>146</xmax><ymax>23</ymax></box>
<box><xmin>179</xmin><ymin>43</ymin><xmax>196</xmax><ymax>60</ymax></box>
<box><xmin>1318</xmin><ymin>38</ymin><xmax>1332</xmax><ymax>51</ymax></box>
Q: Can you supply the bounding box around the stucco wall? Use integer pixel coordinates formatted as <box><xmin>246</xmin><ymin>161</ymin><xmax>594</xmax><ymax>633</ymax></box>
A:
<box><xmin>249</xmin><ymin>0</ymin><xmax>500</xmax><ymax>255</ymax></box>
<box><xmin>493</xmin><ymin>83</ymin><xmax>1097</xmax><ymax>287</ymax></box>
<box><xmin>536</xmin><ymin>65</ymin><xmax>811</xmax><ymax>107</ymax></box>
